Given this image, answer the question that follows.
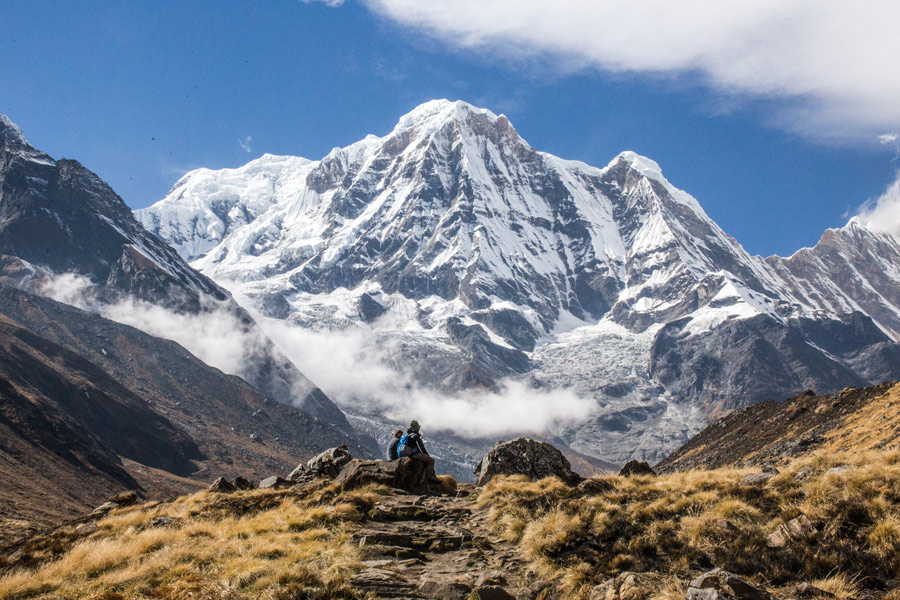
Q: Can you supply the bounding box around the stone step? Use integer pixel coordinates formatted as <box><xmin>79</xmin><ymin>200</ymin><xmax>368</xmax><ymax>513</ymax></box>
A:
<box><xmin>367</xmin><ymin>504</ymin><xmax>471</xmax><ymax>523</ymax></box>
<box><xmin>360</xmin><ymin>544</ymin><xmax>427</xmax><ymax>561</ymax></box>
<box><xmin>356</xmin><ymin>530</ymin><xmax>471</xmax><ymax>553</ymax></box>
<box><xmin>349</xmin><ymin>567</ymin><xmax>423</xmax><ymax>598</ymax></box>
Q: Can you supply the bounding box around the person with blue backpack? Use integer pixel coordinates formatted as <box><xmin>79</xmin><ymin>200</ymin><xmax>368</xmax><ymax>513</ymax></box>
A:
<box><xmin>397</xmin><ymin>419</ymin><xmax>439</xmax><ymax>482</ymax></box>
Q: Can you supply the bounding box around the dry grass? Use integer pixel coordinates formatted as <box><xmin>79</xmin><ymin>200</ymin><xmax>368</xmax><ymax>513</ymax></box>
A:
<box><xmin>0</xmin><ymin>482</ymin><xmax>391</xmax><ymax>600</ymax></box>
<box><xmin>477</xmin><ymin>449</ymin><xmax>900</xmax><ymax>599</ymax></box>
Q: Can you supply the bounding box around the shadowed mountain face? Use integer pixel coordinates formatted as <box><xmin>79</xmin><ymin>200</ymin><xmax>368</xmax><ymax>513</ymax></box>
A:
<box><xmin>0</xmin><ymin>282</ymin><xmax>376</xmax><ymax>537</ymax></box>
<box><xmin>0</xmin><ymin>112</ymin><xmax>355</xmax><ymax>430</ymax></box>
<box><xmin>138</xmin><ymin>100</ymin><xmax>900</xmax><ymax>465</ymax></box>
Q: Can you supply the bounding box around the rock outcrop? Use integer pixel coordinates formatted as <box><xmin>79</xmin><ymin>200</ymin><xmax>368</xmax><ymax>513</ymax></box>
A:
<box><xmin>334</xmin><ymin>457</ymin><xmax>438</xmax><ymax>492</ymax></box>
<box><xmin>288</xmin><ymin>444</ymin><xmax>352</xmax><ymax>482</ymax></box>
<box><xmin>474</xmin><ymin>438</ymin><xmax>583</xmax><ymax>486</ymax></box>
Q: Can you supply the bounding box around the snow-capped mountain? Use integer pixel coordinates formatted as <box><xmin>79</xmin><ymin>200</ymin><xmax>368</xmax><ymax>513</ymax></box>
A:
<box><xmin>138</xmin><ymin>100</ymin><xmax>900</xmax><ymax>465</ymax></box>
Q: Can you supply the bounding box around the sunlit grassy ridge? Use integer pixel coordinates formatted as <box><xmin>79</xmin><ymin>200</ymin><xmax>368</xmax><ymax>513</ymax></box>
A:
<box><xmin>2</xmin><ymin>451</ymin><xmax>899</xmax><ymax>600</ymax></box>
<box><xmin>478</xmin><ymin>449</ymin><xmax>900</xmax><ymax>599</ymax></box>
<box><xmin>0</xmin><ymin>481</ymin><xmax>387</xmax><ymax>600</ymax></box>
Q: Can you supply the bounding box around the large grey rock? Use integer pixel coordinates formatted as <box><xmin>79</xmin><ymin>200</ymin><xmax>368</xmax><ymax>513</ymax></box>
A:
<box><xmin>741</xmin><ymin>466</ymin><xmax>779</xmax><ymax>486</ymax></box>
<box><xmin>335</xmin><ymin>457</ymin><xmax>439</xmax><ymax>492</ymax></box>
<box><xmin>686</xmin><ymin>568</ymin><xmax>771</xmax><ymax>600</ymax></box>
<box><xmin>259</xmin><ymin>475</ymin><xmax>291</xmax><ymax>489</ymax></box>
<box><xmin>288</xmin><ymin>444</ymin><xmax>352</xmax><ymax>482</ymax></box>
<box><xmin>208</xmin><ymin>477</ymin><xmax>236</xmax><ymax>493</ymax></box>
<box><xmin>474</xmin><ymin>438</ymin><xmax>583</xmax><ymax>486</ymax></box>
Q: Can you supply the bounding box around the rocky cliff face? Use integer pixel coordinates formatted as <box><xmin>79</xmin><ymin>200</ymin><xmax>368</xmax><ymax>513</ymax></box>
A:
<box><xmin>136</xmin><ymin>100</ymin><xmax>900</xmax><ymax>465</ymax></box>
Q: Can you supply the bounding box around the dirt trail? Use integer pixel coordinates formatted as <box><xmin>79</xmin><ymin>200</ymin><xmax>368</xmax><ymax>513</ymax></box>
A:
<box><xmin>349</xmin><ymin>484</ymin><xmax>538</xmax><ymax>599</ymax></box>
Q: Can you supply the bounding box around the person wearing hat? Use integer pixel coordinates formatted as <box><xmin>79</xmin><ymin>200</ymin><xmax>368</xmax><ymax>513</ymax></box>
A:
<box><xmin>386</xmin><ymin>428</ymin><xmax>403</xmax><ymax>461</ymax></box>
<box><xmin>405</xmin><ymin>420</ymin><xmax>439</xmax><ymax>482</ymax></box>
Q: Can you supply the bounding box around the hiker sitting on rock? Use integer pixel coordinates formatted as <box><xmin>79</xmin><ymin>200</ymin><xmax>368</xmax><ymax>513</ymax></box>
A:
<box><xmin>386</xmin><ymin>428</ymin><xmax>402</xmax><ymax>460</ymax></box>
<box><xmin>399</xmin><ymin>420</ymin><xmax>440</xmax><ymax>483</ymax></box>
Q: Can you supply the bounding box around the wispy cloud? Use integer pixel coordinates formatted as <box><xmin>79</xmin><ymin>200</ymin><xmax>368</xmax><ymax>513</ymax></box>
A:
<box><xmin>315</xmin><ymin>0</ymin><xmax>900</xmax><ymax>141</ymax></box>
<box><xmin>851</xmin><ymin>174</ymin><xmax>900</xmax><ymax>236</ymax></box>
<box><xmin>238</xmin><ymin>135</ymin><xmax>252</xmax><ymax>153</ymax></box>
<box><xmin>878</xmin><ymin>133</ymin><xmax>899</xmax><ymax>145</ymax></box>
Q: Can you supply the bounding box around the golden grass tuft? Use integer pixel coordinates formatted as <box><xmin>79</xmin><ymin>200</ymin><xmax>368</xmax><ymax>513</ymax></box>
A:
<box><xmin>0</xmin><ymin>484</ymin><xmax>364</xmax><ymax>600</ymax></box>
<box><xmin>478</xmin><ymin>448</ymin><xmax>900</xmax><ymax>596</ymax></box>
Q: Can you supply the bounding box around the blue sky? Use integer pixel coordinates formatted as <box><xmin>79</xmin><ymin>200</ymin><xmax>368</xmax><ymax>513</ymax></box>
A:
<box><xmin>1</xmin><ymin>1</ymin><xmax>898</xmax><ymax>257</ymax></box>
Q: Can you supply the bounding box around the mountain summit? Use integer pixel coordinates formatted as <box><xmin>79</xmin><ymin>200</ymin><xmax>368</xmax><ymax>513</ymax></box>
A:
<box><xmin>138</xmin><ymin>100</ymin><xmax>900</xmax><ymax>465</ymax></box>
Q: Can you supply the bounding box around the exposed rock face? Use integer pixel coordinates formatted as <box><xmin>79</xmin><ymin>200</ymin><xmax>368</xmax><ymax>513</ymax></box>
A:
<box><xmin>334</xmin><ymin>457</ymin><xmax>436</xmax><ymax>492</ymax></box>
<box><xmin>288</xmin><ymin>444</ymin><xmax>352</xmax><ymax>482</ymax></box>
<box><xmin>474</xmin><ymin>438</ymin><xmax>583</xmax><ymax>486</ymax></box>
<box><xmin>618</xmin><ymin>460</ymin><xmax>655</xmax><ymax>476</ymax></box>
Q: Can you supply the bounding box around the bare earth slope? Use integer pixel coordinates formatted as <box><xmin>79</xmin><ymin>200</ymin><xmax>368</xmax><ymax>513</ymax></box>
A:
<box><xmin>656</xmin><ymin>381</ymin><xmax>900</xmax><ymax>472</ymax></box>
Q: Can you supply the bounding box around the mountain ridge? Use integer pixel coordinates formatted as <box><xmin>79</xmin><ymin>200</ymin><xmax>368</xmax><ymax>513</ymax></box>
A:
<box><xmin>137</xmin><ymin>99</ymin><xmax>900</xmax><ymax>466</ymax></box>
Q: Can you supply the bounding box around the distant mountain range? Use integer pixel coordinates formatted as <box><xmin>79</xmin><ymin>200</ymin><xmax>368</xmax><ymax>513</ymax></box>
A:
<box><xmin>136</xmin><ymin>100</ymin><xmax>900</xmax><ymax>465</ymax></box>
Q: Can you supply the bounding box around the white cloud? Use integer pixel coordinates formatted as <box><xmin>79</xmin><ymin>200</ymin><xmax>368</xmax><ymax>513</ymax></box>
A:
<box><xmin>259</xmin><ymin>318</ymin><xmax>596</xmax><ymax>438</ymax></box>
<box><xmin>37</xmin><ymin>273</ymin><xmax>595</xmax><ymax>439</ymax></box>
<box><xmin>38</xmin><ymin>273</ymin><xmax>269</xmax><ymax>381</ymax></box>
<box><xmin>852</xmin><ymin>174</ymin><xmax>900</xmax><ymax>236</ymax></box>
<box><xmin>238</xmin><ymin>135</ymin><xmax>252</xmax><ymax>153</ymax></box>
<box><xmin>353</xmin><ymin>0</ymin><xmax>900</xmax><ymax>140</ymax></box>
<box><xmin>878</xmin><ymin>133</ymin><xmax>898</xmax><ymax>145</ymax></box>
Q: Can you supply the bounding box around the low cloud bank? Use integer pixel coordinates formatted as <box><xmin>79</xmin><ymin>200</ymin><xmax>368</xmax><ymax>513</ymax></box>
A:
<box><xmin>38</xmin><ymin>273</ymin><xmax>596</xmax><ymax>438</ymax></box>
<box><xmin>261</xmin><ymin>319</ymin><xmax>595</xmax><ymax>438</ymax></box>
<box><xmin>39</xmin><ymin>273</ymin><xmax>269</xmax><ymax>378</ymax></box>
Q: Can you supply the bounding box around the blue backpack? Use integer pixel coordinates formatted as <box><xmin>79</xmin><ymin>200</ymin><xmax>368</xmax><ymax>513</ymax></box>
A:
<box><xmin>397</xmin><ymin>433</ymin><xmax>416</xmax><ymax>456</ymax></box>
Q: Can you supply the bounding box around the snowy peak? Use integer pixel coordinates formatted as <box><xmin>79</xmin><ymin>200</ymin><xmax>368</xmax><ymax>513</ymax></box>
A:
<box><xmin>0</xmin><ymin>113</ymin><xmax>29</xmax><ymax>148</ymax></box>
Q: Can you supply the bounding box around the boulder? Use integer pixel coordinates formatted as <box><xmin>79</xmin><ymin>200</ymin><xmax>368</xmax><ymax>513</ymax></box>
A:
<box><xmin>232</xmin><ymin>476</ymin><xmax>254</xmax><ymax>490</ymax></box>
<box><xmin>150</xmin><ymin>516</ymin><xmax>174</xmax><ymax>527</ymax></box>
<box><xmin>825</xmin><ymin>465</ymin><xmax>850</xmax><ymax>476</ymax></box>
<box><xmin>474</xmin><ymin>438</ymin><xmax>583</xmax><ymax>486</ymax></box>
<box><xmin>418</xmin><ymin>577</ymin><xmax>471</xmax><ymax>599</ymax></box>
<box><xmin>589</xmin><ymin>572</ymin><xmax>654</xmax><ymax>600</ymax></box>
<box><xmin>742</xmin><ymin>466</ymin><xmax>779</xmax><ymax>486</ymax></box>
<box><xmin>685</xmin><ymin>568</ymin><xmax>771</xmax><ymax>600</ymax></box>
<box><xmin>208</xmin><ymin>477</ymin><xmax>236</xmax><ymax>493</ymax></box>
<box><xmin>259</xmin><ymin>475</ymin><xmax>292</xmax><ymax>489</ymax></box>
<box><xmin>766</xmin><ymin>514</ymin><xmax>817</xmax><ymax>548</ymax></box>
<box><xmin>618</xmin><ymin>460</ymin><xmax>656</xmax><ymax>477</ymax></box>
<box><xmin>288</xmin><ymin>444</ymin><xmax>352</xmax><ymax>482</ymax></box>
<box><xmin>335</xmin><ymin>457</ymin><xmax>438</xmax><ymax>492</ymax></box>
<box><xmin>475</xmin><ymin>585</ymin><xmax>517</xmax><ymax>600</ymax></box>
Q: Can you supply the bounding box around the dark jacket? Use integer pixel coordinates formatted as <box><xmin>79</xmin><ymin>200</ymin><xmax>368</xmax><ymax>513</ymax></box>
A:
<box><xmin>387</xmin><ymin>437</ymin><xmax>400</xmax><ymax>461</ymax></box>
<box><xmin>405</xmin><ymin>430</ymin><xmax>428</xmax><ymax>455</ymax></box>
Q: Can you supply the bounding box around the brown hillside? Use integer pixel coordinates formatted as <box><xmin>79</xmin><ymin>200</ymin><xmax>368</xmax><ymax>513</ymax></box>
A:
<box><xmin>657</xmin><ymin>381</ymin><xmax>900</xmax><ymax>473</ymax></box>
